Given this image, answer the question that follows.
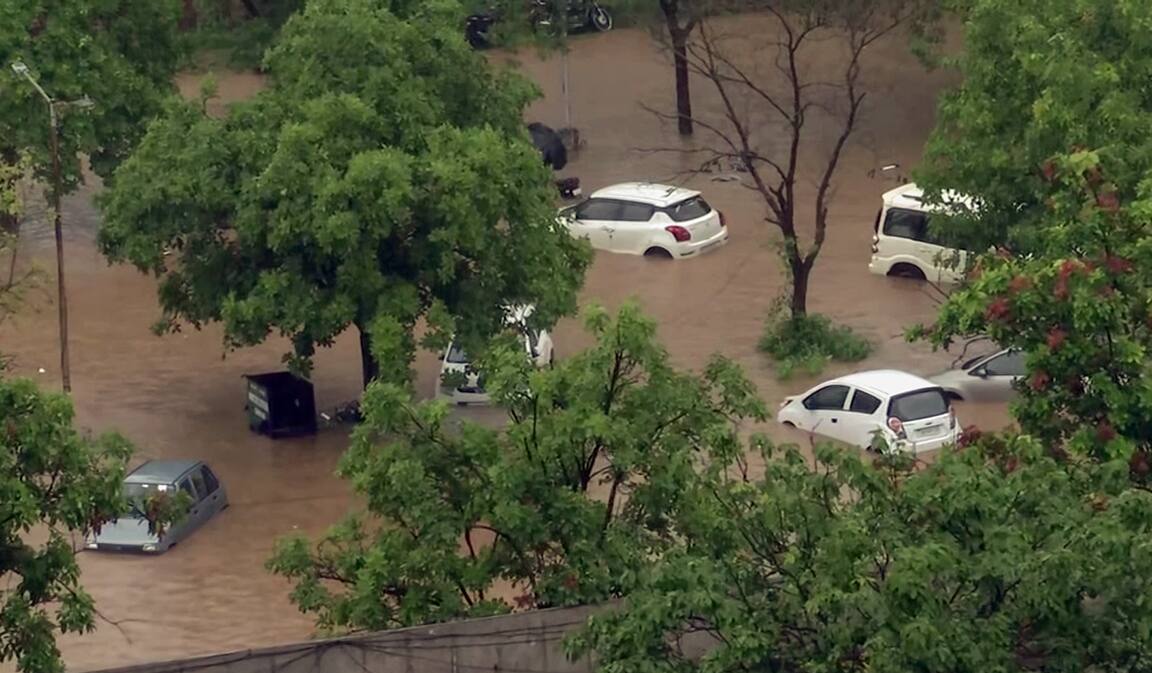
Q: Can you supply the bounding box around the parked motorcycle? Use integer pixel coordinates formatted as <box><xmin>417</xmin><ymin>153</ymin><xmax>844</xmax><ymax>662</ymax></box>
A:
<box><xmin>465</xmin><ymin>11</ymin><xmax>497</xmax><ymax>48</ymax></box>
<box><xmin>531</xmin><ymin>0</ymin><xmax>612</xmax><ymax>33</ymax></box>
<box><xmin>465</xmin><ymin>0</ymin><xmax>612</xmax><ymax>50</ymax></box>
<box><xmin>556</xmin><ymin>177</ymin><xmax>582</xmax><ymax>200</ymax></box>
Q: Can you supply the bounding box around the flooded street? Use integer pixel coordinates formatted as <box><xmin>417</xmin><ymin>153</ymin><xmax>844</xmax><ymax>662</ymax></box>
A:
<box><xmin>0</xmin><ymin>17</ymin><xmax>1010</xmax><ymax>672</ymax></box>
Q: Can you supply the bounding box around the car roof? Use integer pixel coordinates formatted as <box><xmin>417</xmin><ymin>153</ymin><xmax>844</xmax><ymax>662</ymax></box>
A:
<box><xmin>590</xmin><ymin>182</ymin><xmax>702</xmax><ymax>207</ymax></box>
<box><xmin>126</xmin><ymin>459</ymin><xmax>203</xmax><ymax>484</ymax></box>
<box><xmin>829</xmin><ymin>369</ymin><xmax>941</xmax><ymax>397</ymax></box>
<box><xmin>881</xmin><ymin>182</ymin><xmax>974</xmax><ymax>214</ymax></box>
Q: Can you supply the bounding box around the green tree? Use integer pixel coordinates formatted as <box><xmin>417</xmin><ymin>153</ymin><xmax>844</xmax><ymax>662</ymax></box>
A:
<box><xmin>917</xmin><ymin>155</ymin><xmax>1152</xmax><ymax>467</ymax></box>
<box><xmin>99</xmin><ymin>0</ymin><xmax>590</xmax><ymax>388</ymax></box>
<box><xmin>0</xmin><ymin>0</ymin><xmax>182</xmax><ymax>232</ymax></box>
<box><xmin>572</xmin><ymin>434</ymin><xmax>1152</xmax><ymax>672</ymax></box>
<box><xmin>0</xmin><ymin>377</ymin><xmax>184</xmax><ymax>673</ymax></box>
<box><xmin>916</xmin><ymin>0</ymin><xmax>1152</xmax><ymax>255</ymax></box>
<box><xmin>266</xmin><ymin>302</ymin><xmax>765</xmax><ymax>632</ymax></box>
<box><xmin>911</xmin><ymin>0</ymin><xmax>1152</xmax><ymax>464</ymax></box>
<box><xmin>1</xmin><ymin>152</ymin><xmax>38</xmax><ymax>372</ymax></box>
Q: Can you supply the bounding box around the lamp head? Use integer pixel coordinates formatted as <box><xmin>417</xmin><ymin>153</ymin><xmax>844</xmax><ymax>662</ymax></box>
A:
<box><xmin>10</xmin><ymin>61</ymin><xmax>29</xmax><ymax>76</ymax></box>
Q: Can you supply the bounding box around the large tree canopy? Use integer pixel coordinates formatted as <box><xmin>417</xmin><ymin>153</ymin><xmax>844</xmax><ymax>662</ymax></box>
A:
<box><xmin>910</xmin><ymin>0</ymin><xmax>1152</xmax><ymax>463</ymax></box>
<box><xmin>0</xmin><ymin>0</ymin><xmax>181</xmax><ymax>200</ymax></box>
<box><xmin>916</xmin><ymin>0</ymin><xmax>1152</xmax><ymax>254</ymax></box>
<box><xmin>266</xmin><ymin>302</ymin><xmax>765</xmax><ymax>631</ymax></box>
<box><xmin>573</xmin><ymin>435</ymin><xmax>1152</xmax><ymax>672</ymax></box>
<box><xmin>99</xmin><ymin>0</ymin><xmax>590</xmax><ymax>387</ymax></box>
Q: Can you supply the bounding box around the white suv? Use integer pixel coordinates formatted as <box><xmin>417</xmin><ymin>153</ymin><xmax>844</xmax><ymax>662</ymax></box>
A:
<box><xmin>778</xmin><ymin>370</ymin><xmax>960</xmax><ymax>454</ymax></box>
<box><xmin>436</xmin><ymin>306</ymin><xmax>553</xmax><ymax>406</ymax></box>
<box><xmin>869</xmin><ymin>183</ymin><xmax>970</xmax><ymax>283</ymax></box>
<box><xmin>558</xmin><ymin>182</ymin><xmax>729</xmax><ymax>259</ymax></box>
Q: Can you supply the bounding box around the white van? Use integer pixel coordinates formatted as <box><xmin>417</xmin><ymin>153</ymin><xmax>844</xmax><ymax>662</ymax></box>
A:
<box><xmin>869</xmin><ymin>183</ymin><xmax>971</xmax><ymax>284</ymax></box>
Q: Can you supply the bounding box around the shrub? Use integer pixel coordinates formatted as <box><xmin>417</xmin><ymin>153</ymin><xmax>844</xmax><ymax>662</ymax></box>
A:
<box><xmin>758</xmin><ymin>311</ymin><xmax>871</xmax><ymax>379</ymax></box>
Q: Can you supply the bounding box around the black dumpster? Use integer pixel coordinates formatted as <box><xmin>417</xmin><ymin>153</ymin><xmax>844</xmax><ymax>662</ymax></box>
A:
<box><xmin>243</xmin><ymin>372</ymin><xmax>317</xmax><ymax>438</ymax></box>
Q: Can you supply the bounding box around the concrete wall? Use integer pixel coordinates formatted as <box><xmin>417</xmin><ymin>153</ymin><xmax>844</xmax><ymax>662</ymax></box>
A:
<box><xmin>89</xmin><ymin>606</ymin><xmax>608</xmax><ymax>673</ymax></box>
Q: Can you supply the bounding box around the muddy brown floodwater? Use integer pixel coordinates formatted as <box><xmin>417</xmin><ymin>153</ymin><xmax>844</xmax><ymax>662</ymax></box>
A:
<box><xmin>0</xmin><ymin>16</ymin><xmax>1012</xmax><ymax>672</ymax></box>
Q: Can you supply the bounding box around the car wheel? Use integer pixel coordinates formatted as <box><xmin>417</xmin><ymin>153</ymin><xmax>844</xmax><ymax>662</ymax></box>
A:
<box><xmin>888</xmin><ymin>263</ymin><xmax>927</xmax><ymax>280</ymax></box>
<box><xmin>643</xmin><ymin>247</ymin><xmax>673</xmax><ymax>260</ymax></box>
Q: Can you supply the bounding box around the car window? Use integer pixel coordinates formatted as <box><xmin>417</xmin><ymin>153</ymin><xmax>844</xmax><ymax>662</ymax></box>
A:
<box><xmin>617</xmin><ymin>201</ymin><xmax>655</xmax><ymax>222</ymax></box>
<box><xmin>882</xmin><ymin>208</ymin><xmax>936</xmax><ymax>243</ymax></box>
<box><xmin>888</xmin><ymin>388</ymin><xmax>949</xmax><ymax>421</ymax></box>
<box><xmin>664</xmin><ymin>196</ymin><xmax>712</xmax><ymax>222</ymax></box>
<box><xmin>960</xmin><ymin>351</ymin><xmax>997</xmax><ymax>369</ymax></box>
<box><xmin>848</xmin><ymin>389</ymin><xmax>882</xmax><ymax>414</ymax></box>
<box><xmin>982</xmin><ymin>349</ymin><xmax>1026</xmax><ymax>376</ymax></box>
<box><xmin>188</xmin><ymin>471</ymin><xmax>208</xmax><ymax>502</ymax></box>
<box><xmin>575</xmin><ymin>199</ymin><xmax>620</xmax><ymax>221</ymax></box>
<box><xmin>200</xmin><ymin>466</ymin><xmax>219</xmax><ymax>495</ymax></box>
<box><xmin>803</xmin><ymin>385</ymin><xmax>849</xmax><ymax>411</ymax></box>
<box><xmin>178</xmin><ymin>478</ymin><xmax>198</xmax><ymax>502</ymax></box>
<box><xmin>446</xmin><ymin>340</ymin><xmax>469</xmax><ymax>364</ymax></box>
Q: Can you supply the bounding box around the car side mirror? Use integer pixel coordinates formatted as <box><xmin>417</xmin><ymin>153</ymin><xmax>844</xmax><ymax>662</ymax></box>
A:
<box><xmin>972</xmin><ymin>368</ymin><xmax>988</xmax><ymax>378</ymax></box>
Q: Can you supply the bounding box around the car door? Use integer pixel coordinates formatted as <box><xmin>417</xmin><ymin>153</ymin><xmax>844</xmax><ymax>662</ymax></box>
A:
<box><xmin>609</xmin><ymin>200</ymin><xmax>657</xmax><ymax>254</ymax></box>
<box><xmin>964</xmin><ymin>349</ymin><xmax>1026</xmax><ymax>402</ymax></box>
<box><xmin>165</xmin><ymin>477</ymin><xmax>200</xmax><ymax>545</ymax></box>
<box><xmin>798</xmin><ymin>384</ymin><xmax>853</xmax><ymax>443</ymax></box>
<box><xmin>182</xmin><ymin>473</ymin><xmax>208</xmax><ymax>531</ymax></box>
<box><xmin>844</xmin><ymin>388</ymin><xmax>885</xmax><ymax>449</ymax></box>
<box><xmin>569</xmin><ymin>199</ymin><xmax>621</xmax><ymax>250</ymax></box>
<box><xmin>198</xmin><ymin>465</ymin><xmax>227</xmax><ymax>516</ymax></box>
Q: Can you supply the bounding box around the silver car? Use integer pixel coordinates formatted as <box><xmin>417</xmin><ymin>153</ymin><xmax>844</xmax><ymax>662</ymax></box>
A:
<box><xmin>928</xmin><ymin>348</ymin><xmax>1025</xmax><ymax>403</ymax></box>
<box><xmin>85</xmin><ymin>460</ymin><xmax>229</xmax><ymax>553</ymax></box>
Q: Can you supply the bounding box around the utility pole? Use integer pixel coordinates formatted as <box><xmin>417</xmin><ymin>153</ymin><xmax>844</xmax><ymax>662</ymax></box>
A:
<box><xmin>10</xmin><ymin>61</ymin><xmax>93</xmax><ymax>394</ymax></box>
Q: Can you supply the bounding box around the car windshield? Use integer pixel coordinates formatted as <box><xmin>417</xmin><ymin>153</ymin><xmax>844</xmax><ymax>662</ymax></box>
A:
<box><xmin>446</xmin><ymin>341</ymin><xmax>470</xmax><ymax>364</ymax></box>
<box><xmin>122</xmin><ymin>482</ymin><xmax>171</xmax><ymax>518</ymax></box>
<box><xmin>888</xmin><ymin>388</ymin><xmax>949</xmax><ymax>422</ymax></box>
<box><xmin>665</xmin><ymin>196</ymin><xmax>712</xmax><ymax>222</ymax></box>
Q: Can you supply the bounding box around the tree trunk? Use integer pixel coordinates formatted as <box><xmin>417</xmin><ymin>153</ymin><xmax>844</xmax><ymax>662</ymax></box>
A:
<box><xmin>790</xmin><ymin>258</ymin><xmax>811</xmax><ymax>318</ymax></box>
<box><xmin>239</xmin><ymin>0</ymin><xmax>262</xmax><ymax>18</ymax></box>
<box><xmin>179</xmin><ymin>0</ymin><xmax>199</xmax><ymax>30</ymax></box>
<box><xmin>672</xmin><ymin>31</ymin><xmax>693</xmax><ymax>136</ymax></box>
<box><xmin>357</xmin><ymin>324</ymin><xmax>379</xmax><ymax>390</ymax></box>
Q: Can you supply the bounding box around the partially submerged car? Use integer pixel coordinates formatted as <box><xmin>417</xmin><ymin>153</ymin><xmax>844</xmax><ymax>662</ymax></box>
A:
<box><xmin>437</xmin><ymin>305</ymin><xmax>554</xmax><ymax>405</ymax></box>
<box><xmin>929</xmin><ymin>347</ymin><xmax>1025</xmax><ymax>403</ymax></box>
<box><xmin>559</xmin><ymin>182</ymin><xmax>728</xmax><ymax>259</ymax></box>
<box><xmin>869</xmin><ymin>183</ymin><xmax>972</xmax><ymax>283</ymax></box>
<box><xmin>85</xmin><ymin>460</ymin><xmax>228</xmax><ymax>553</ymax></box>
<box><xmin>778</xmin><ymin>370</ymin><xmax>959</xmax><ymax>454</ymax></box>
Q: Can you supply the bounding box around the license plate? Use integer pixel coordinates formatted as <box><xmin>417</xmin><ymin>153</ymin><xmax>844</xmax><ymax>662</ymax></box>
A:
<box><xmin>917</xmin><ymin>424</ymin><xmax>942</xmax><ymax>438</ymax></box>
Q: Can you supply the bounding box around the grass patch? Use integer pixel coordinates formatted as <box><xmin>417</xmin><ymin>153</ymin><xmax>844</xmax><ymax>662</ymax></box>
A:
<box><xmin>758</xmin><ymin>311</ymin><xmax>872</xmax><ymax>380</ymax></box>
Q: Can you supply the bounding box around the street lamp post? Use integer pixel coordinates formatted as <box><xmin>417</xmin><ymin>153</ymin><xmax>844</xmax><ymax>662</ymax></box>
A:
<box><xmin>10</xmin><ymin>61</ymin><xmax>93</xmax><ymax>394</ymax></box>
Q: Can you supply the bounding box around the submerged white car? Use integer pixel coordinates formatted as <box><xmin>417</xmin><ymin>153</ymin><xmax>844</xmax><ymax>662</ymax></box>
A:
<box><xmin>869</xmin><ymin>183</ymin><xmax>972</xmax><ymax>284</ymax></box>
<box><xmin>558</xmin><ymin>182</ymin><xmax>729</xmax><ymax>259</ymax></box>
<box><xmin>777</xmin><ymin>370</ymin><xmax>959</xmax><ymax>454</ymax></box>
<box><xmin>437</xmin><ymin>306</ymin><xmax>554</xmax><ymax>405</ymax></box>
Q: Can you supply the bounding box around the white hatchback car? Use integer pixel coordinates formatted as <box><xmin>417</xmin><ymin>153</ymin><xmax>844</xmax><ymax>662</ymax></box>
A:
<box><xmin>558</xmin><ymin>182</ymin><xmax>729</xmax><ymax>259</ymax></box>
<box><xmin>777</xmin><ymin>370</ymin><xmax>959</xmax><ymax>454</ymax></box>
<box><xmin>436</xmin><ymin>306</ymin><xmax>554</xmax><ymax>405</ymax></box>
<box><xmin>869</xmin><ymin>183</ymin><xmax>971</xmax><ymax>284</ymax></box>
